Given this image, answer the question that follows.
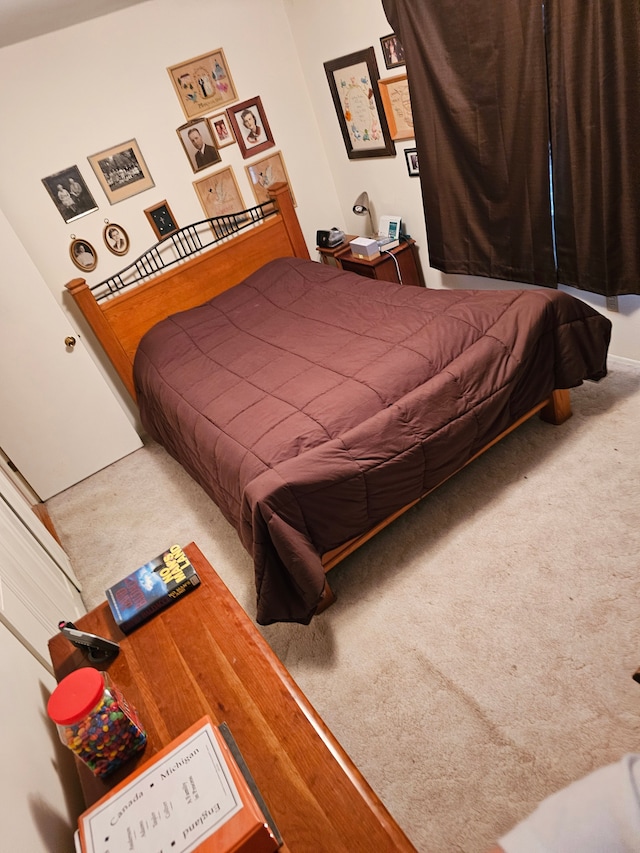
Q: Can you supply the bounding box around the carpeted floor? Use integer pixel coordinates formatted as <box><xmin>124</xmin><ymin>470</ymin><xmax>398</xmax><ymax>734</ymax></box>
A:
<box><xmin>47</xmin><ymin>357</ymin><xmax>640</xmax><ymax>852</ymax></box>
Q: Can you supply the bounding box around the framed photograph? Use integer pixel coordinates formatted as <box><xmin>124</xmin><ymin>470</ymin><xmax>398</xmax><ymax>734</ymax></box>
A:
<box><xmin>69</xmin><ymin>238</ymin><xmax>98</xmax><ymax>272</ymax></box>
<box><xmin>380</xmin><ymin>33</ymin><xmax>405</xmax><ymax>69</ymax></box>
<box><xmin>405</xmin><ymin>147</ymin><xmax>419</xmax><ymax>177</ymax></box>
<box><xmin>144</xmin><ymin>200</ymin><xmax>179</xmax><ymax>240</ymax></box>
<box><xmin>177</xmin><ymin>119</ymin><xmax>221</xmax><ymax>173</ymax></box>
<box><xmin>193</xmin><ymin>167</ymin><xmax>245</xmax><ymax>219</ymax></box>
<box><xmin>323</xmin><ymin>47</ymin><xmax>395</xmax><ymax>159</ymax></box>
<box><xmin>167</xmin><ymin>48</ymin><xmax>238</xmax><ymax>120</ymax></box>
<box><xmin>378</xmin><ymin>75</ymin><xmax>414</xmax><ymax>141</ymax></box>
<box><xmin>208</xmin><ymin>112</ymin><xmax>235</xmax><ymax>149</ymax></box>
<box><xmin>42</xmin><ymin>166</ymin><xmax>98</xmax><ymax>223</ymax></box>
<box><xmin>226</xmin><ymin>96</ymin><xmax>275</xmax><ymax>159</ymax></box>
<box><xmin>102</xmin><ymin>222</ymin><xmax>130</xmax><ymax>256</ymax></box>
<box><xmin>88</xmin><ymin>139</ymin><xmax>154</xmax><ymax>204</ymax></box>
<box><xmin>245</xmin><ymin>150</ymin><xmax>296</xmax><ymax>207</ymax></box>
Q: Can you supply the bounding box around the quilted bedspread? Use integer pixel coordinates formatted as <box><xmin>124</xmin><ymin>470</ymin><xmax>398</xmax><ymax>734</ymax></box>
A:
<box><xmin>133</xmin><ymin>257</ymin><xmax>611</xmax><ymax>624</ymax></box>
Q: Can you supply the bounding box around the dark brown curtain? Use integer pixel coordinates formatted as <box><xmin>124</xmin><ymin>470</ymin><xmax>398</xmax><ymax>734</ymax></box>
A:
<box><xmin>383</xmin><ymin>0</ymin><xmax>640</xmax><ymax>296</ymax></box>
<box><xmin>546</xmin><ymin>0</ymin><xmax>640</xmax><ymax>296</ymax></box>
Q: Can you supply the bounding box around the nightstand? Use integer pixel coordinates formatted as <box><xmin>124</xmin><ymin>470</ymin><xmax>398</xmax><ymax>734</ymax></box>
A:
<box><xmin>336</xmin><ymin>238</ymin><xmax>426</xmax><ymax>287</ymax></box>
<box><xmin>316</xmin><ymin>234</ymin><xmax>357</xmax><ymax>267</ymax></box>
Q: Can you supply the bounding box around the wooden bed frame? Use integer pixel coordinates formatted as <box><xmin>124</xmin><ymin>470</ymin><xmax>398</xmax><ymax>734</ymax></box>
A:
<box><xmin>66</xmin><ymin>181</ymin><xmax>571</xmax><ymax>614</ymax></box>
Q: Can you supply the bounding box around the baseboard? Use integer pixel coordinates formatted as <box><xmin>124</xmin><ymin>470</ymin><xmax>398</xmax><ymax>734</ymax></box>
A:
<box><xmin>31</xmin><ymin>503</ymin><xmax>62</xmax><ymax>546</ymax></box>
<box><xmin>608</xmin><ymin>354</ymin><xmax>640</xmax><ymax>369</ymax></box>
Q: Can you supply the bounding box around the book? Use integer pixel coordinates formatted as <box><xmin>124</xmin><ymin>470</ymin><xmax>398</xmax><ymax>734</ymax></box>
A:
<box><xmin>106</xmin><ymin>544</ymin><xmax>201</xmax><ymax>633</ymax></box>
<box><xmin>77</xmin><ymin>716</ymin><xmax>281</xmax><ymax>853</ymax></box>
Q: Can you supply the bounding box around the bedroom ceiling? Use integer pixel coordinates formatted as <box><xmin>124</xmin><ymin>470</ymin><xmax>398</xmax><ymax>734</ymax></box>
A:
<box><xmin>0</xmin><ymin>0</ymin><xmax>149</xmax><ymax>49</ymax></box>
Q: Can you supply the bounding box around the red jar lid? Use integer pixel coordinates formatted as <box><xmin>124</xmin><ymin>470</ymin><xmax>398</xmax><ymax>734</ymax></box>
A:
<box><xmin>47</xmin><ymin>667</ymin><xmax>105</xmax><ymax>726</ymax></box>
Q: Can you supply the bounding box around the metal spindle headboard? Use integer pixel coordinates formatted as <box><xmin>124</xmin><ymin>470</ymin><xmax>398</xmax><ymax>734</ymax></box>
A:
<box><xmin>91</xmin><ymin>200</ymin><xmax>275</xmax><ymax>303</ymax></box>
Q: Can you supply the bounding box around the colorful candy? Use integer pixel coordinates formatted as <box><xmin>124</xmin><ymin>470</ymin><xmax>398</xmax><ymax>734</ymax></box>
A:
<box><xmin>47</xmin><ymin>667</ymin><xmax>146</xmax><ymax>778</ymax></box>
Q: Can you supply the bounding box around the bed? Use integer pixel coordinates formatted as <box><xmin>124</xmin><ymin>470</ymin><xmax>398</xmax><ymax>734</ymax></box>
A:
<box><xmin>66</xmin><ymin>183</ymin><xmax>611</xmax><ymax>625</ymax></box>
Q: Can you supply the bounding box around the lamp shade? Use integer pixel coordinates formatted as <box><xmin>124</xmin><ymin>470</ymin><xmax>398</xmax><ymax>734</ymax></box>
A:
<box><xmin>352</xmin><ymin>191</ymin><xmax>375</xmax><ymax>237</ymax></box>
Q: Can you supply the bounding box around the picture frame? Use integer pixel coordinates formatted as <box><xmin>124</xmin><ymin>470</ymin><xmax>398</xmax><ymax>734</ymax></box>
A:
<box><xmin>167</xmin><ymin>48</ymin><xmax>238</xmax><ymax>120</ymax></box>
<box><xmin>193</xmin><ymin>167</ymin><xmax>245</xmax><ymax>219</ymax></box>
<box><xmin>226</xmin><ymin>96</ymin><xmax>275</xmax><ymax>159</ymax></box>
<box><xmin>323</xmin><ymin>47</ymin><xmax>395</xmax><ymax>160</ymax></box>
<box><xmin>380</xmin><ymin>33</ymin><xmax>405</xmax><ymax>69</ymax></box>
<box><xmin>42</xmin><ymin>165</ymin><xmax>98</xmax><ymax>223</ymax></box>
<box><xmin>404</xmin><ymin>147</ymin><xmax>419</xmax><ymax>177</ymax></box>
<box><xmin>176</xmin><ymin>118</ymin><xmax>221</xmax><ymax>173</ymax></box>
<box><xmin>102</xmin><ymin>222</ymin><xmax>130</xmax><ymax>256</ymax></box>
<box><xmin>208</xmin><ymin>112</ymin><xmax>236</xmax><ymax>149</ymax></box>
<box><xmin>69</xmin><ymin>238</ymin><xmax>98</xmax><ymax>272</ymax></box>
<box><xmin>378</xmin><ymin>74</ymin><xmax>414</xmax><ymax>141</ymax></box>
<box><xmin>88</xmin><ymin>139</ymin><xmax>154</xmax><ymax>204</ymax></box>
<box><xmin>144</xmin><ymin>200</ymin><xmax>179</xmax><ymax>240</ymax></box>
<box><xmin>245</xmin><ymin>150</ymin><xmax>296</xmax><ymax>208</ymax></box>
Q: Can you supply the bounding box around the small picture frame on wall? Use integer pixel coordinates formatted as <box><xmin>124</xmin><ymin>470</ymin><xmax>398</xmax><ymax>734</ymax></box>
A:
<box><xmin>102</xmin><ymin>222</ymin><xmax>130</xmax><ymax>256</ymax></box>
<box><xmin>177</xmin><ymin>119</ymin><xmax>221</xmax><ymax>173</ymax></box>
<box><xmin>226</xmin><ymin>96</ymin><xmax>275</xmax><ymax>159</ymax></box>
<box><xmin>88</xmin><ymin>139</ymin><xmax>154</xmax><ymax>204</ymax></box>
<box><xmin>380</xmin><ymin>33</ymin><xmax>405</xmax><ymax>69</ymax></box>
<box><xmin>69</xmin><ymin>238</ymin><xmax>98</xmax><ymax>272</ymax></box>
<box><xmin>208</xmin><ymin>112</ymin><xmax>236</xmax><ymax>149</ymax></box>
<box><xmin>405</xmin><ymin>147</ymin><xmax>419</xmax><ymax>177</ymax></box>
<box><xmin>193</xmin><ymin>167</ymin><xmax>245</xmax><ymax>219</ymax></box>
<box><xmin>42</xmin><ymin>165</ymin><xmax>98</xmax><ymax>223</ymax></box>
<box><xmin>245</xmin><ymin>150</ymin><xmax>296</xmax><ymax>207</ymax></box>
<box><xmin>144</xmin><ymin>200</ymin><xmax>179</xmax><ymax>240</ymax></box>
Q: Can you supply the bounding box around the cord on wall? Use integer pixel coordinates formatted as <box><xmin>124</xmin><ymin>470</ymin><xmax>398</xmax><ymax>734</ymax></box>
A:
<box><xmin>382</xmin><ymin>248</ymin><xmax>403</xmax><ymax>284</ymax></box>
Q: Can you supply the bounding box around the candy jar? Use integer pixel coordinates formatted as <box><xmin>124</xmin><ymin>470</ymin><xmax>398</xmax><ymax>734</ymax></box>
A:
<box><xmin>47</xmin><ymin>667</ymin><xmax>146</xmax><ymax>778</ymax></box>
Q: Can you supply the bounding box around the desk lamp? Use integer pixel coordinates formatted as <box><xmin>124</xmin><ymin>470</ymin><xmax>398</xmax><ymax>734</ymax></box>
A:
<box><xmin>352</xmin><ymin>191</ymin><xmax>375</xmax><ymax>238</ymax></box>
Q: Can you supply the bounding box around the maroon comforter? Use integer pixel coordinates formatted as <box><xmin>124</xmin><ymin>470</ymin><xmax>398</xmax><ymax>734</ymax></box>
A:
<box><xmin>133</xmin><ymin>257</ymin><xmax>611</xmax><ymax>624</ymax></box>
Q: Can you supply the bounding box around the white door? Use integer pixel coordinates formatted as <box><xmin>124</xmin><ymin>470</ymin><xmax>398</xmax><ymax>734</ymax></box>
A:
<box><xmin>0</xmin><ymin>474</ymin><xmax>86</xmax><ymax>673</ymax></box>
<box><xmin>0</xmin><ymin>209</ymin><xmax>142</xmax><ymax>500</ymax></box>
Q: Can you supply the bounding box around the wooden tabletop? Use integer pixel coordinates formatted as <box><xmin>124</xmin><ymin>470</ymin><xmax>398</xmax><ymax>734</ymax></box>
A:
<box><xmin>48</xmin><ymin>542</ymin><xmax>417</xmax><ymax>852</ymax></box>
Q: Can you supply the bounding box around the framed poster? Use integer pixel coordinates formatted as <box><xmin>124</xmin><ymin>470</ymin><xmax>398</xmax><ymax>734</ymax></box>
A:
<box><xmin>177</xmin><ymin>119</ymin><xmax>221</xmax><ymax>173</ymax></box>
<box><xmin>42</xmin><ymin>165</ymin><xmax>98</xmax><ymax>223</ymax></box>
<box><xmin>88</xmin><ymin>139</ymin><xmax>154</xmax><ymax>204</ymax></box>
<box><xmin>193</xmin><ymin>167</ymin><xmax>245</xmax><ymax>219</ymax></box>
<box><xmin>226</xmin><ymin>96</ymin><xmax>274</xmax><ymax>159</ymax></box>
<box><xmin>378</xmin><ymin>75</ymin><xmax>414</xmax><ymax>140</ymax></box>
<box><xmin>167</xmin><ymin>48</ymin><xmax>238</xmax><ymax>119</ymax></box>
<box><xmin>144</xmin><ymin>200</ymin><xmax>179</xmax><ymax>240</ymax></box>
<box><xmin>323</xmin><ymin>47</ymin><xmax>395</xmax><ymax>159</ymax></box>
<box><xmin>245</xmin><ymin>150</ymin><xmax>296</xmax><ymax>207</ymax></box>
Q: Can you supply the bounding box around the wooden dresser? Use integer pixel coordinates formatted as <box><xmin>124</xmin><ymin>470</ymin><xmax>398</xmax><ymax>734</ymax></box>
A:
<box><xmin>48</xmin><ymin>542</ymin><xmax>417</xmax><ymax>853</ymax></box>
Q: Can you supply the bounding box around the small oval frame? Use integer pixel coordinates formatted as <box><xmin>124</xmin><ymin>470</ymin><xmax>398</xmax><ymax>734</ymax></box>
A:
<box><xmin>103</xmin><ymin>222</ymin><xmax>130</xmax><ymax>256</ymax></box>
<box><xmin>69</xmin><ymin>238</ymin><xmax>98</xmax><ymax>272</ymax></box>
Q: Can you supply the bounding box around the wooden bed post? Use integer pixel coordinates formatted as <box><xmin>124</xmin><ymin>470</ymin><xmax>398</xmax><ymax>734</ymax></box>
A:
<box><xmin>540</xmin><ymin>388</ymin><xmax>572</xmax><ymax>424</ymax></box>
<box><xmin>65</xmin><ymin>277</ymin><xmax>137</xmax><ymax>399</ymax></box>
<box><xmin>269</xmin><ymin>183</ymin><xmax>310</xmax><ymax>260</ymax></box>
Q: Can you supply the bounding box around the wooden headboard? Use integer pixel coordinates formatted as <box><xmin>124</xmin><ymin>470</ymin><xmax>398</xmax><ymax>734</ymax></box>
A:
<box><xmin>66</xmin><ymin>183</ymin><xmax>309</xmax><ymax>399</ymax></box>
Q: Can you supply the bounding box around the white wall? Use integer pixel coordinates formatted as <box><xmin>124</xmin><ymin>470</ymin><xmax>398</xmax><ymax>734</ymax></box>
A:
<box><xmin>0</xmin><ymin>622</ymin><xmax>84</xmax><ymax>852</ymax></box>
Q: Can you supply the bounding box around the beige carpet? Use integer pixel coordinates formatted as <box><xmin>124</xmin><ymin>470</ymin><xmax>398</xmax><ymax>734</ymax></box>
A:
<box><xmin>47</xmin><ymin>356</ymin><xmax>640</xmax><ymax>852</ymax></box>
